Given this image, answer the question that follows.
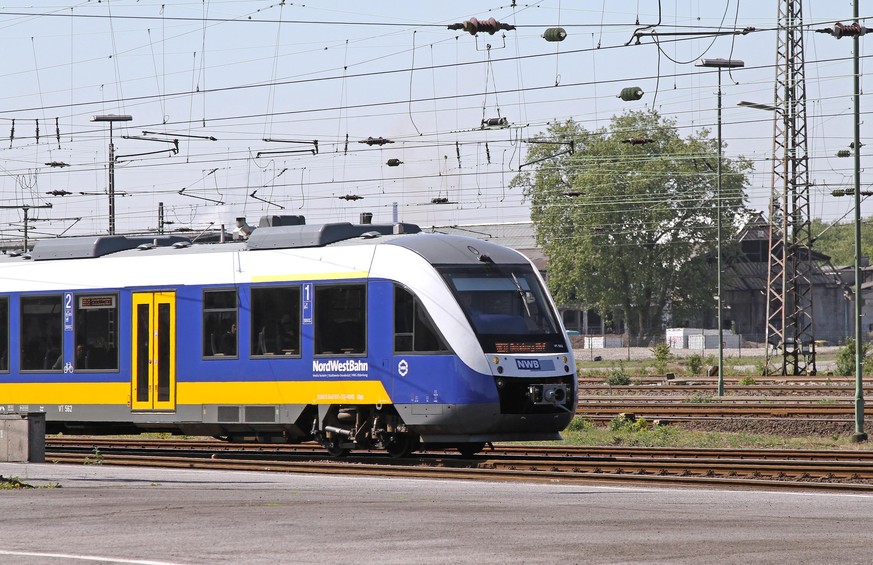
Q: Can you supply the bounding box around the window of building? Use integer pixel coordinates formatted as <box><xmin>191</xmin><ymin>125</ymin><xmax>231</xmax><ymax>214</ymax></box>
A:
<box><xmin>203</xmin><ymin>289</ymin><xmax>238</xmax><ymax>357</ymax></box>
<box><xmin>314</xmin><ymin>284</ymin><xmax>365</xmax><ymax>355</ymax></box>
<box><xmin>20</xmin><ymin>295</ymin><xmax>63</xmax><ymax>371</ymax></box>
<box><xmin>394</xmin><ymin>285</ymin><xmax>449</xmax><ymax>353</ymax></box>
<box><xmin>0</xmin><ymin>297</ymin><xmax>7</xmax><ymax>372</ymax></box>
<box><xmin>74</xmin><ymin>294</ymin><xmax>119</xmax><ymax>371</ymax></box>
<box><xmin>251</xmin><ymin>286</ymin><xmax>300</xmax><ymax>356</ymax></box>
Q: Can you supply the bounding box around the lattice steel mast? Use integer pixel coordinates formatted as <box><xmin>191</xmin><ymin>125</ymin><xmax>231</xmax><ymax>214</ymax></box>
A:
<box><xmin>765</xmin><ymin>0</ymin><xmax>816</xmax><ymax>375</ymax></box>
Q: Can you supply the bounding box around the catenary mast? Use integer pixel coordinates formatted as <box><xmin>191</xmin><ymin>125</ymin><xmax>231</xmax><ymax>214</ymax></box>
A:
<box><xmin>765</xmin><ymin>0</ymin><xmax>816</xmax><ymax>375</ymax></box>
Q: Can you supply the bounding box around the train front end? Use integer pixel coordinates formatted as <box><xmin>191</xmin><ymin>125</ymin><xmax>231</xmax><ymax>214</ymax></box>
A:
<box><xmin>382</xmin><ymin>235</ymin><xmax>577</xmax><ymax>447</ymax></box>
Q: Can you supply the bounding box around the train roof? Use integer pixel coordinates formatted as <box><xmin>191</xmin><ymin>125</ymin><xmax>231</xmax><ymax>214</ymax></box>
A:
<box><xmin>11</xmin><ymin>218</ymin><xmax>529</xmax><ymax>267</ymax></box>
<box><xmin>28</xmin><ymin>234</ymin><xmax>193</xmax><ymax>261</ymax></box>
<box><xmin>385</xmin><ymin>233</ymin><xmax>529</xmax><ymax>266</ymax></box>
<box><xmin>245</xmin><ymin>221</ymin><xmax>420</xmax><ymax>250</ymax></box>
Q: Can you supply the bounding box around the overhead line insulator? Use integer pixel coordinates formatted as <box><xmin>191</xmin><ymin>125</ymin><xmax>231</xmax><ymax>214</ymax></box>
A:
<box><xmin>359</xmin><ymin>136</ymin><xmax>394</xmax><ymax>146</ymax></box>
<box><xmin>816</xmin><ymin>21</ymin><xmax>867</xmax><ymax>39</ymax></box>
<box><xmin>447</xmin><ymin>17</ymin><xmax>515</xmax><ymax>36</ymax></box>
<box><xmin>622</xmin><ymin>136</ymin><xmax>654</xmax><ymax>145</ymax></box>
<box><xmin>542</xmin><ymin>27</ymin><xmax>567</xmax><ymax>42</ymax></box>
<box><xmin>481</xmin><ymin>117</ymin><xmax>509</xmax><ymax>129</ymax></box>
<box><xmin>618</xmin><ymin>86</ymin><xmax>644</xmax><ymax>101</ymax></box>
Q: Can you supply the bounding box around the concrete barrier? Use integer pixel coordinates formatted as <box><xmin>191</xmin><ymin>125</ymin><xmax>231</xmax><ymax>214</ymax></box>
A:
<box><xmin>0</xmin><ymin>413</ymin><xmax>46</xmax><ymax>463</ymax></box>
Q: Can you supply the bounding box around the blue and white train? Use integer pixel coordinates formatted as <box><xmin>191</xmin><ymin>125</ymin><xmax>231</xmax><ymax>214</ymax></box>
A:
<box><xmin>0</xmin><ymin>217</ymin><xmax>577</xmax><ymax>456</ymax></box>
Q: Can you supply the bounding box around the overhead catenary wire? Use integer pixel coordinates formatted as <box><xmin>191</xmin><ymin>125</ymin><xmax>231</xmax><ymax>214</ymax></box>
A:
<box><xmin>0</xmin><ymin>3</ymin><xmax>869</xmax><ymax>240</ymax></box>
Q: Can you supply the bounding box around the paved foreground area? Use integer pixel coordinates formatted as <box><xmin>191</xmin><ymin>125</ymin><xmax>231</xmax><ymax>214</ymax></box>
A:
<box><xmin>1</xmin><ymin>463</ymin><xmax>872</xmax><ymax>564</ymax></box>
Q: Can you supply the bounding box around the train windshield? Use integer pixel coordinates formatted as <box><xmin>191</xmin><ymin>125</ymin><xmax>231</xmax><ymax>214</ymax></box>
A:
<box><xmin>438</xmin><ymin>264</ymin><xmax>567</xmax><ymax>354</ymax></box>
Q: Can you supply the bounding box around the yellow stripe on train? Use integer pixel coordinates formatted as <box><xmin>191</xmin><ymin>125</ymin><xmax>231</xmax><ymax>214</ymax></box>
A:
<box><xmin>179</xmin><ymin>381</ymin><xmax>392</xmax><ymax>405</ymax></box>
<box><xmin>0</xmin><ymin>382</ymin><xmax>130</xmax><ymax>405</ymax></box>
<box><xmin>0</xmin><ymin>381</ymin><xmax>392</xmax><ymax>406</ymax></box>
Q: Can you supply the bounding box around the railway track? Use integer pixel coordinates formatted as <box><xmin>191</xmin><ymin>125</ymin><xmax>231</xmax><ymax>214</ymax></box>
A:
<box><xmin>579</xmin><ymin>401</ymin><xmax>853</xmax><ymax>417</ymax></box>
<box><xmin>43</xmin><ymin>437</ymin><xmax>873</xmax><ymax>492</ymax></box>
<box><xmin>577</xmin><ymin>375</ymin><xmax>854</xmax><ymax>384</ymax></box>
<box><xmin>574</xmin><ymin>376</ymin><xmax>866</xmax><ymax>419</ymax></box>
<box><xmin>580</xmin><ymin>385</ymin><xmax>872</xmax><ymax>396</ymax></box>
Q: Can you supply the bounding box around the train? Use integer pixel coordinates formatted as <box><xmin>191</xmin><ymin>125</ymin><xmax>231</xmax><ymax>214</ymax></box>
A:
<box><xmin>0</xmin><ymin>216</ymin><xmax>577</xmax><ymax>457</ymax></box>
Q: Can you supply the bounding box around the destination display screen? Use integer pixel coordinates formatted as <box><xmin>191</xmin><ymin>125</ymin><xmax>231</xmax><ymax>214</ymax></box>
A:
<box><xmin>495</xmin><ymin>341</ymin><xmax>549</xmax><ymax>354</ymax></box>
<box><xmin>78</xmin><ymin>295</ymin><xmax>116</xmax><ymax>309</ymax></box>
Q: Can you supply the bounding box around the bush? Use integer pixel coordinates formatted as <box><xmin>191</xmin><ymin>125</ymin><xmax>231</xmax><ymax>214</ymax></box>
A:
<box><xmin>609</xmin><ymin>413</ymin><xmax>648</xmax><ymax>432</ymax></box>
<box><xmin>836</xmin><ymin>338</ymin><xmax>871</xmax><ymax>376</ymax></box>
<box><xmin>738</xmin><ymin>375</ymin><xmax>757</xmax><ymax>386</ymax></box>
<box><xmin>605</xmin><ymin>369</ymin><xmax>631</xmax><ymax>386</ymax></box>
<box><xmin>688</xmin><ymin>354</ymin><xmax>703</xmax><ymax>376</ymax></box>
<box><xmin>566</xmin><ymin>417</ymin><xmax>594</xmax><ymax>432</ymax></box>
<box><xmin>604</xmin><ymin>361</ymin><xmax>631</xmax><ymax>385</ymax></box>
<box><xmin>651</xmin><ymin>342</ymin><xmax>671</xmax><ymax>363</ymax></box>
<box><xmin>649</xmin><ymin>343</ymin><xmax>670</xmax><ymax>375</ymax></box>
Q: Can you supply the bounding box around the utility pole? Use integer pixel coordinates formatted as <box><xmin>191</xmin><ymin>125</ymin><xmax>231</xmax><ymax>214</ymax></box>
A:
<box><xmin>0</xmin><ymin>204</ymin><xmax>53</xmax><ymax>251</ymax></box>
<box><xmin>695</xmin><ymin>58</ymin><xmax>745</xmax><ymax>396</ymax></box>
<box><xmin>816</xmin><ymin>8</ymin><xmax>868</xmax><ymax>440</ymax></box>
<box><xmin>92</xmin><ymin>114</ymin><xmax>132</xmax><ymax>235</ymax></box>
<box><xmin>850</xmin><ymin>0</ymin><xmax>866</xmax><ymax>442</ymax></box>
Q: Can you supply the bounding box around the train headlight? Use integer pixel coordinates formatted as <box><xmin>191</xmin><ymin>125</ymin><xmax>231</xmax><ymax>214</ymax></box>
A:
<box><xmin>497</xmin><ymin>365</ymin><xmax>504</xmax><ymax>374</ymax></box>
<box><xmin>492</xmin><ymin>356</ymin><xmax>500</xmax><ymax>365</ymax></box>
<box><xmin>495</xmin><ymin>377</ymin><xmax>506</xmax><ymax>390</ymax></box>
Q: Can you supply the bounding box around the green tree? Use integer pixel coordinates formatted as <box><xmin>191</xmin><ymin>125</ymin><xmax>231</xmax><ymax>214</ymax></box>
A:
<box><xmin>511</xmin><ymin>110</ymin><xmax>751</xmax><ymax>342</ymax></box>
<box><xmin>835</xmin><ymin>338</ymin><xmax>871</xmax><ymax>376</ymax></box>
<box><xmin>810</xmin><ymin>217</ymin><xmax>873</xmax><ymax>267</ymax></box>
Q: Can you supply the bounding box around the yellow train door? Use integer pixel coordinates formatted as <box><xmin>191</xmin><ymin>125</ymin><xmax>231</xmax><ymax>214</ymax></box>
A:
<box><xmin>131</xmin><ymin>292</ymin><xmax>176</xmax><ymax>411</ymax></box>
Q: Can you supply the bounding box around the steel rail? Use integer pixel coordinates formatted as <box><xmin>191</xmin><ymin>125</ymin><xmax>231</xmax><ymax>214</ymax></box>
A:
<box><xmin>43</xmin><ymin>440</ymin><xmax>873</xmax><ymax>491</ymax></box>
<box><xmin>580</xmin><ymin>385</ymin><xmax>873</xmax><ymax>395</ymax></box>
<box><xmin>578</xmin><ymin>402</ymin><xmax>853</xmax><ymax>416</ymax></box>
<box><xmin>46</xmin><ymin>438</ymin><xmax>873</xmax><ymax>462</ymax></box>
<box><xmin>577</xmin><ymin>376</ymin><xmax>858</xmax><ymax>384</ymax></box>
<box><xmin>580</xmin><ymin>396</ymin><xmax>855</xmax><ymax>403</ymax></box>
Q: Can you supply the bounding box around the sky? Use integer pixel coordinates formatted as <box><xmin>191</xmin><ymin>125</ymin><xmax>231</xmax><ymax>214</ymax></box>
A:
<box><xmin>0</xmin><ymin>1</ymin><xmax>868</xmax><ymax>243</ymax></box>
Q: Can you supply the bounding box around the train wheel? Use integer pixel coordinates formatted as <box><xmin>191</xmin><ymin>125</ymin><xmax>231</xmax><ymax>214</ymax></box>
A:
<box><xmin>384</xmin><ymin>433</ymin><xmax>418</xmax><ymax>458</ymax></box>
<box><xmin>457</xmin><ymin>442</ymin><xmax>485</xmax><ymax>457</ymax></box>
<box><xmin>324</xmin><ymin>438</ymin><xmax>350</xmax><ymax>458</ymax></box>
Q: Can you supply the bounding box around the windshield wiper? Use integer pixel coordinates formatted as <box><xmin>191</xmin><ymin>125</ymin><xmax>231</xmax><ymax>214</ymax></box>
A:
<box><xmin>511</xmin><ymin>273</ymin><xmax>532</xmax><ymax>318</ymax></box>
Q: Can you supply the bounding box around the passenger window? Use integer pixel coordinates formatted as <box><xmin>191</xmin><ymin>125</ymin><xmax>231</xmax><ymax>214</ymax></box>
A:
<box><xmin>251</xmin><ymin>286</ymin><xmax>300</xmax><ymax>356</ymax></box>
<box><xmin>314</xmin><ymin>285</ymin><xmax>365</xmax><ymax>355</ymax></box>
<box><xmin>394</xmin><ymin>286</ymin><xmax>449</xmax><ymax>353</ymax></box>
<box><xmin>74</xmin><ymin>294</ymin><xmax>119</xmax><ymax>371</ymax></box>
<box><xmin>20</xmin><ymin>295</ymin><xmax>63</xmax><ymax>372</ymax></box>
<box><xmin>0</xmin><ymin>297</ymin><xmax>7</xmax><ymax>372</ymax></box>
<box><xmin>203</xmin><ymin>289</ymin><xmax>238</xmax><ymax>358</ymax></box>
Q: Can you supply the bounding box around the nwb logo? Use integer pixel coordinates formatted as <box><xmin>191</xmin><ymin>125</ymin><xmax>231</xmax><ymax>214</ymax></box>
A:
<box><xmin>515</xmin><ymin>359</ymin><xmax>541</xmax><ymax>370</ymax></box>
